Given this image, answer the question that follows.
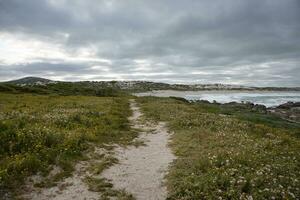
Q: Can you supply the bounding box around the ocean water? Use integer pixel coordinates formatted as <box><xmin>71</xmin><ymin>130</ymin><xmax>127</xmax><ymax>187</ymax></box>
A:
<box><xmin>134</xmin><ymin>90</ymin><xmax>300</xmax><ymax>107</ymax></box>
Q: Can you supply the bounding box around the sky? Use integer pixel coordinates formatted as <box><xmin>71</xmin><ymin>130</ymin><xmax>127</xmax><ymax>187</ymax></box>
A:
<box><xmin>0</xmin><ymin>0</ymin><xmax>300</xmax><ymax>86</ymax></box>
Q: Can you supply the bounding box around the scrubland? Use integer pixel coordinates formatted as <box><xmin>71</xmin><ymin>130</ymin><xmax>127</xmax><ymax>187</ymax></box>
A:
<box><xmin>0</xmin><ymin>93</ymin><xmax>137</xmax><ymax>197</ymax></box>
<box><xmin>0</xmin><ymin>91</ymin><xmax>299</xmax><ymax>199</ymax></box>
<box><xmin>137</xmin><ymin>97</ymin><xmax>300</xmax><ymax>199</ymax></box>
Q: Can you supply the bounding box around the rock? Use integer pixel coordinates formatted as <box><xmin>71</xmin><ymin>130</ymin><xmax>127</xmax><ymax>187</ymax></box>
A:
<box><xmin>268</xmin><ymin>101</ymin><xmax>300</xmax><ymax>123</ymax></box>
<box><xmin>277</xmin><ymin>102</ymin><xmax>300</xmax><ymax>109</ymax></box>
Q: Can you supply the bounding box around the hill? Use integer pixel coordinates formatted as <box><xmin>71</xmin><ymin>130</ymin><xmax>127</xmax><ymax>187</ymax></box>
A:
<box><xmin>5</xmin><ymin>77</ymin><xmax>57</xmax><ymax>85</ymax></box>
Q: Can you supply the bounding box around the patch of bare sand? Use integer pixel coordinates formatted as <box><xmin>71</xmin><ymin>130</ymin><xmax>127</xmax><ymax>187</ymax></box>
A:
<box><xmin>101</xmin><ymin>99</ymin><xmax>175</xmax><ymax>200</ymax></box>
<box><xmin>20</xmin><ymin>147</ymin><xmax>110</xmax><ymax>200</ymax></box>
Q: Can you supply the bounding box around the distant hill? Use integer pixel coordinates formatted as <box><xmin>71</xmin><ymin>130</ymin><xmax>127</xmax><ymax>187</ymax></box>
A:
<box><xmin>5</xmin><ymin>77</ymin><xmax>57</xmax><ymax>85</ymax></box>
<box><xmin>3</xmin><ymin>77</ymin><xmax>300</xmax><ymax>92</ymax></box>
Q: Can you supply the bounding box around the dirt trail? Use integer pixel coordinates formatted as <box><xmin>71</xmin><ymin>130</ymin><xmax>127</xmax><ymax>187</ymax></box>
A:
<box><xmin>101</xmin><ymin>99</ymin><xmax>175</xmax><ymax>200</ymax></box>
<box><xmin>21</xmin><ymin>99</ymin><xmax>174</xmax><ymax>200</ymax></box>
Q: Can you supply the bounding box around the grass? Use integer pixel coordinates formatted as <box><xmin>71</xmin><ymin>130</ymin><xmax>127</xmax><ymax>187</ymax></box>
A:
<box><xmin>1</xmin><ymin>90</ymin><xmax>299</xmax><ymax>199</ymax></box>
<box><xmin>137</xmin><ymin>96</ymin><xmax>300</xmax><ymax>199</ymax></box>
<box><xmin>84</xmin><ymin>176</ymin><xmax>135</xmax><ymax>200</ymax></box>
<box><xmin>192</xmin><ymin>100</ymin><xmax>300</xmax><ymax>131</ymax></box>
<box><xmin>0</xmin><ymin>82</ymin><xmax>127</xmax><ymax>97</ymax></box>
<box><xmin>88</xmin><ymin>155</ymin><xmax>119</xmax><ymax>175</ymax></box>
<box><xmin>0</xmin><ymin>93</ymin><xmax>137</xmax><ymax>197</ymax></box>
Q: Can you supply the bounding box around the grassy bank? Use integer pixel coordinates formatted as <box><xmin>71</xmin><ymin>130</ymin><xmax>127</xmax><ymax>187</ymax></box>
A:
<box><xmin>0</xmin><ymin>93</ymin><xmax>137</xmax><ymax>196</ymax></box>
<box><xmin>137</xmin><ymin>97</ymin><xmax>300</xmax><ymax>199</ymax></box>
<box><xmin>0</xmin><ymin>82</ymin><xmax>127</xmax><ymax>97</ymax></box>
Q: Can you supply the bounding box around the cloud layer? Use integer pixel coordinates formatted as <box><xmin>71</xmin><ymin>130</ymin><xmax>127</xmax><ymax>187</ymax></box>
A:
<box><xmin>0</xmin><ymin>0</ymin><xmax>300</xmax><ymax>86</ymax></box>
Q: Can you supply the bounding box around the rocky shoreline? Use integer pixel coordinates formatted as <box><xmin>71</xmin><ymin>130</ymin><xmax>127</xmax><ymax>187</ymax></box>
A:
<box><xmin>269</xmin><ymin>102</ymin><xmax>300</xmax><ymax>123</ymax></box>
<box><xmin>190</xmin><ymin>98</ymin><xmax>300</xmax><ymax>123</ymax></box>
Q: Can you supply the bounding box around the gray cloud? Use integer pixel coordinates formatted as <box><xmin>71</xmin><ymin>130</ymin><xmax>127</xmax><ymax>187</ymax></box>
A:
<box><xmin>0</xmin><ymin>0</ymin><xmax>299</xmax><ymax>86</ymax></box>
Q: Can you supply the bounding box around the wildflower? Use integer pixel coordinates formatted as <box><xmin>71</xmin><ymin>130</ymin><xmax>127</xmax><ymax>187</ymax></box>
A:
<box><xmin>247</xmin><ymin>196</ymin><xmax>253</xmax><ymax>200</ymax></box>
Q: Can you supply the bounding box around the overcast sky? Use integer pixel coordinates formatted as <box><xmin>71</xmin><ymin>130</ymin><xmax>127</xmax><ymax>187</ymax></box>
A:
<box><xmin>0</xmin><ymin>0</ymin><xmax>300</xmax><ymax>86</ymax></box>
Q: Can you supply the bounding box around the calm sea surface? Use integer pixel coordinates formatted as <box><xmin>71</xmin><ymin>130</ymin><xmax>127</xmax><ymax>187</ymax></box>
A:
<box><xmin>134</xmin><ymin>90</ymin><xmax>300</xmax><ymax>107</ymax></box>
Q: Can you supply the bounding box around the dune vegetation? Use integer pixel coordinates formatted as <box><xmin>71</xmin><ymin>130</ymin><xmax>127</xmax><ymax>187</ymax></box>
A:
<box><xmin>137</xmin><ymin>96</ymin><xmax>300</xmax><ymax>199</ymax></box>
<box><xmin>0</xmin><ymin>88</ymin><xmax>299</xmax><ymax>199</ymax></box>
<box><xmin>0</xmin><ymin>93</ymin><xmax>137</xmax><ymax>196</ymax></box>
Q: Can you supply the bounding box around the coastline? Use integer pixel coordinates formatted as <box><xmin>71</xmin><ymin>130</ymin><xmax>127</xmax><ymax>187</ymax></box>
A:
<box><xmin>133</xmin><ymin>89</ymin><xmax>300</xmax><ymax>108</ymax></box>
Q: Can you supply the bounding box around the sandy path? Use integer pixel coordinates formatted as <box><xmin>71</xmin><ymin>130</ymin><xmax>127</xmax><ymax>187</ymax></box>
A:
<box><xmin>101</xmin><ymin>99</ymin><xmax>175</xmax><ymax>200</ymax></box>
<box><xmin>20</xmin><ymin>99</ymin><xmax>174</xmax><ymax>200</ymax></box>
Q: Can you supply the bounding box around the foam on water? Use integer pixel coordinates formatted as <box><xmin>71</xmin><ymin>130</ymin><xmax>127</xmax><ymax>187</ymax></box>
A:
<box><xmin>135</xmin><ymin>90</ymin><xmax>300</xmax><ymax>107</ymax></box>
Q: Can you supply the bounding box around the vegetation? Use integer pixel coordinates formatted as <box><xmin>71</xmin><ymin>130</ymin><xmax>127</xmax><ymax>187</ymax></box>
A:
<box><xmin>84</xmin><ymin>176</ymin><xmax>134</xmax><ymax>200</ymax></box>
<box><xmin>2</xmin><ymin>76</ymin><xmax>300</xmax><ymax>95</ymax></box>
<box><xmin>191</xmin><ymin>100</ymin><xmax>300</xmax><ymax>130</ymax></box>
<box><xmin>1</xmin><ymin>78</ymin><xmax>299</xmax><ymax>199</ymax></box>
<box><xmin>0</xmin><ymin>93</ymin><xmax>137</xmax><ymax>196</ymax></box>
<box><xmin>137</xmin><ymin>97</ymin><xmax>300</xmax><ymax>199</ymax></box>
<box><xmin>0</xmin><ymin>82</ymin><xmax>126</xmax><ymax>97</ymax></box>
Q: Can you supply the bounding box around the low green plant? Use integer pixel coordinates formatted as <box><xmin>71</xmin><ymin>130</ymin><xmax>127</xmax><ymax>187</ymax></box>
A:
<box><xmin>84</xmin><ymin>176</ymin><xmax>135</xmax><ymax>199</ymax></box>
<box><xmin>0</xmin><ymin>93</ymin><xmax>137</xmax><ymax>196</ymax></box>
<box><xmin>137</xmin><ymin>96</ymin><xmax>300</xmax><ymax>199</ymax></box>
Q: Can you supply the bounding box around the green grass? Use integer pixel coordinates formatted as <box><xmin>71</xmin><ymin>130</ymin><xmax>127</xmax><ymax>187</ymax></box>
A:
<box><xmin>88</xmin><ymin>155</ymin><xmax>119</xmax><ymax>175</ymax></box>
<box><xmin>0</xmin><ymin>82</ymin><xmax>127</xmax><ymax>97</ymax></box>
<box><xmin>0</xmin><ymin>93</ymin><xmax>137</xmax><ymax>196</ymax></box>
<box><xmin>84</xmin><ymin>176</ymin><xmax>135</xmax><ymax>200</ymax></box>
<box><xmin>192</xmin><ymin>100</ymin><xmax>300</xmax><ymax>131</ymax></box>
<box><xmin>1</xmin><ymin>91</ymin><xmax>299</xmax><ymax>199</ymax></box>
<box><xmin>137</xmin><ymin>97</ymin><xmax>300</xmax><ymax>199</ymax></box>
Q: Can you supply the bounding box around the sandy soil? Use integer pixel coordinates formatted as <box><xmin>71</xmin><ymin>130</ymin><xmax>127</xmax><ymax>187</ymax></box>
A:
<box><xmin>23</xmin><ymin>163</ymin><xmax>100</xmax><ymax>200</ymax></box>
<box><xmin>101</xmin><ymin>99</ymin><xmax>175</xmax><ymax>200</ymax></box>
<box><xmin>21</xmin><ymin>155</ymin><xmax>102</xmax><ymax>200</ymax></box>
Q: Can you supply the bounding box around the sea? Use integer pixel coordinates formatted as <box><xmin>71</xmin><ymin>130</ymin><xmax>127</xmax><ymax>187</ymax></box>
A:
<box><xmin>134</xmin><ymin>90</ymin><xmax>300</xmax><ymax>107</ymax></box>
